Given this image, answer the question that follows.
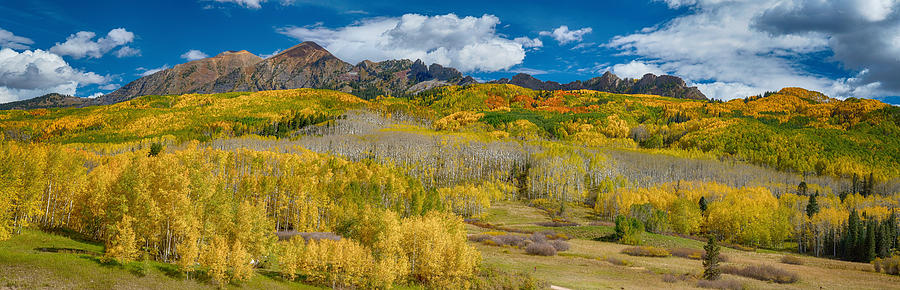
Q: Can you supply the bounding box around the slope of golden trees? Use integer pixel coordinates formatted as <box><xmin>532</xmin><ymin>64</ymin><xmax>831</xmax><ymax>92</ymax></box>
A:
<box><xmin>0</xmin><ymin>140</ymin><xmax>480</xmax><ymax>287</ymax></box>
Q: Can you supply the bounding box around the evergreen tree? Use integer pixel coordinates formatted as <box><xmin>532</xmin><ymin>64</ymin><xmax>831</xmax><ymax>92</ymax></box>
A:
<box><xmin>698</xmin><ymin>196</ymin><xmax>708</xmax><ymax>212</ymax></box>
<box><xmin>845</xmin><ymin>209</ymin><xmax>860</xmax><ymax>260</ymax></box>
<box><xmin>806</xmin><ymin>192</ymin><xmax>819</xmax><ymax>218</ymax></box>
<box><xmin>148</xmin><ymin>143</ymin><xmax>163</xmax><ymax>157</ymax></box>
<box><xmin>703</xmin><ymin>236</ymin><xmax>721</xmax><ymax>280</ymax></box>
<box><xmin>865</xmin><ymin>172</ymin><xmax>875</xmax><ymax>196</ymax></box>
<box><xmin>797</xmin><ymin>181</ymin><xmax>808</xmax><ymax>196</ymax></box>
<box><xmin>865</xmin><ymin>220</ymin><xmax>876</xmax><ymax>262</ymax></box>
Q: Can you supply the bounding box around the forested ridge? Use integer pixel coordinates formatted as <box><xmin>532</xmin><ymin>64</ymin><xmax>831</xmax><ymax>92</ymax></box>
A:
<box><xmin>2</xmin><ymin>84</ymin><xmax>900</xmax><ymax>287</ymax></box>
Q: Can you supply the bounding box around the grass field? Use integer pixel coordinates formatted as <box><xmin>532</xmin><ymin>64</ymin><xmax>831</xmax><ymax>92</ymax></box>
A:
<box><xmin>471</xmin><ymin>202</ymin><xmax>900</xmax><ymax>289</ymax></box>
<box><xmin>3</xmin><ymin>202</ymin><xmax>900</xmax><ymax>289</ymax></box>
<box><xmin>0</xmin><ymin>229</ymin><xmax>319</xmax><ymax>289</ymax></box>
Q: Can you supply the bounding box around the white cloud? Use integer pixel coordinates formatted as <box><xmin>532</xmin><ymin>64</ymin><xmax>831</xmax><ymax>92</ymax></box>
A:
<box><xmin>539</xmin><ymin>25</ymin><xmax>593</xmax><ymax>44</ymax></box>
<box><xmin>620</xmin><ymin>0</ymin><xmax>900</xmax><ymax>99</ymax></box>
<box><xmin>180</xmin><ymin>49</ymin><xmax>209</xmax><ymax>61</ymax></box>
<box><xmin>0</xmin><ymin>48</ymin><xmax>107</xmax><ymax>103</ymax></box>
<box><xmin>99</xmin><ymin>83</ymin><xmax>120</xmax><ymax>90</ymax></box>
<box><xmin>611</xmin><ymin>61</ymin><xmax>665</xmax><ymax>79</ymax></box>
<box><xmin>215</xmin><ymin>0</ymin><xmax>264</xmax><ymax>9</ymax></box>
<box><xmin>50</xmin><ymin>28</ymin><xmax>137</xmax><ymax>59</ymax></box>
<box><xmin>259</xmin><ymin>49</ymin><xmax>282</xmax><ymax>59</ymax></box>
<box><xmin>277</xmin><ymin>13</ymin><xmax>527</xmax><ymax>72</ymax></box>
<box><xmin>514</xmin><ymin>37</ymin><xmax>543</xmax><ymax>48</ymax></box>
<box><xmin>138</xmin><ymin>65</ymin><xmax>170</xmax><ymax>77</ymax></box>
<box><xmin>87</xmin><ymin>92</ymin><xmax>104</xmax><ymax>98</ymax></box>
<box><xmin>115</xmin><ymin>46</ymin><xmax>141</xmax><ymax>58</ymax></box>
<box><xmin>510</xmin><ymin>67</ymin><xmax>549</xmax><ymax>75</ymax></box>
<box><xmin>609</xmin><ymin>1</ymin><xmax>843</xmax><ymax>99</ymax></box>
<box><xmin>0</xmin><ymin>28</ymin><xmax>34</xmax><ymax>50</ymax></box>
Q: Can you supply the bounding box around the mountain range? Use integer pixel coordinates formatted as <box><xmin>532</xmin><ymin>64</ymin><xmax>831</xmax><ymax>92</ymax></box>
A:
<box><xmin>2</xmin><ymin>41</ymin><xmax>706</xmax><ymax>109</ymax></box>
<box><xmin>489</xmin><ymin>72</ymin><xmax>707</xmax><ymax>100</ymax></box>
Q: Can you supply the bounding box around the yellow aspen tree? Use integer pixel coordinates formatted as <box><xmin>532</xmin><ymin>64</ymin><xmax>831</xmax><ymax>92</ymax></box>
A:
<box><xmin>105</xmin><ymin>214</ymin><xmax>138</xmax><ymax>262</ymax></box>
<box><xmin>230</xmin><ymin>240</ymin><xmax>254</xmax><ymax>282</ymax></box>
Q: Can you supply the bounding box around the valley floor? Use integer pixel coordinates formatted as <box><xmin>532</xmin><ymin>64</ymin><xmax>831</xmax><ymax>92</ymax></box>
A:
<box><xmin>2</xmin><ymin>201</ymin><xmax>899</xmax><ymax>289</ymax></box>
<box><xmin>471</xmin><ymin>202</ymin><xmax>900</xmax><ymax>290</ymax></box>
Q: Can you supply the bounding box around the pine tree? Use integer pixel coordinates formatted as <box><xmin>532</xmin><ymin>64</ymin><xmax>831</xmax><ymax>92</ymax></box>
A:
<box><xmin>846</xmin><ymin>209</ymin><xmax>860</xmax><ymax>260</ymax></box>
<box><xmin>698</xmin><ymin>196</ymin><xmax>708</xmax><ymax>212</ymax></box>
<box><xmin>806</xmin><ymin>192</ymin><xmax>819</xmax><ymax>218</ymax></box>
<box><xmin>703</xmin><ymin>236</ymin><xmax>721</xmax><ymax>280</ymax></box>
<box><xmin>797</xmin><ymin>181</ymin><xmax>808</xmax><ymax>196</ymax></box>
<box><xmin>865</xmin><ymin>220</ymin><xmax>876</xmax><ymax>262</ymax></box>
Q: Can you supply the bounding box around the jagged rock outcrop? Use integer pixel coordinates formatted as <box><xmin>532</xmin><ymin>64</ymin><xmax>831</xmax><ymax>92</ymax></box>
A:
<box><xmin>490</xmin><ymin>72</ymin><xmax>707</xmax><ymax>100</ymax></box>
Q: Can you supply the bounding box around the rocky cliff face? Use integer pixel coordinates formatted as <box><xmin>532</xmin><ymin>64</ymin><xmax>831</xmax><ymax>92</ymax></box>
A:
<box><xmin>96</xmin><ymin>42</ymin><xmax>474</xmax><ymax>104</ymax></box>
<box><xmin>100</xmin><ymin>50</ymin><xmax>263</xmax><ymax>104</ymax></box>
<box><xmin>490</xmin><ymin>72</ymin><xmax>707</xmax><ymax>100</ymax></box>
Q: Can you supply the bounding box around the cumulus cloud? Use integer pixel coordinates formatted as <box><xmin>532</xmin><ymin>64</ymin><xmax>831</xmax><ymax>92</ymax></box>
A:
<box><xmin>609</xmin><ymin>1</ymin><xmax>853</xmax><ymax>99</ymax></box>
<box><xmin>612</xmin><ymin>0</ymin><xmax>900</xmax><ymax>99</ymax></box>
<box><xmin>181</xmin><ymin>49</ymin><xmax>209</xmax><ymax>61</ymax></box>
<box><xmin>611</xmin><ymin>61</ymin><xmax>665</xmax><ymax>79</ymax></box>
<box><xmin>514</xmin><ymin>37</ymin><xmax>543</xmax><ymax>48</ymax></box>
<box><xmin>50</xmin><ymin>28</ymin><xmax>137</xmax><ymax>59</ymax></box>
<box><xmin>753</xmin><ymin>0</ymin><xmax>900</xmax><ymax>95</ymax></box>
<box><xmin>539</xmin><ymin>26</ymin><xmax>593</xmax><ymax>44</ymax></box>
<box><xmin>0</xmin><ymin>28</ymin><xmax>34</xmax><ymax>50</ymax></box>
<box><xmin>277</xmin><ymin>13</ymin><xmax>527</xmax><ymax>72</ymax></box>
<box><xmin>115</xmin><ymin>46</ymin><xmax>141</xmax><ymax>58</ymax></box>
<box><xmin>0</xmin><ymin>48</ymin><xmax>107</xmax><ymax>103</ymax></box>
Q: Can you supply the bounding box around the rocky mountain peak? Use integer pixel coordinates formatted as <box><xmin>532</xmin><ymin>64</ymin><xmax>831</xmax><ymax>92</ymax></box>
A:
<box><xmin>490</xmin><ymin>72</ymin><xmax>707</xmax><ymax>100</ymax></box>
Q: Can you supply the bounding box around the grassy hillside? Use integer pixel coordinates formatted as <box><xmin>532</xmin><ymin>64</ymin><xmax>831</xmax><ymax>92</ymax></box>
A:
<box><xmin>0</xmin><ymin>229</ymin><xmax>318</xmax><ymax>289</ymax></box>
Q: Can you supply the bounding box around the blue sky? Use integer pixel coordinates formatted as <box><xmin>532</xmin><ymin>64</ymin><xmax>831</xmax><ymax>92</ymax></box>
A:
<box><xmin>1</xmin><ymin>0</ymin><xmax>899</xmax><ymax>104</ymax></box>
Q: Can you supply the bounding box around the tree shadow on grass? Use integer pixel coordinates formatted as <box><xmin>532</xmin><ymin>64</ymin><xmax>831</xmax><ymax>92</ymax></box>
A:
<box><xmin>34</xmin><ymin>247</ymin><xmax>99</xmax><ymax>256</ymax></box>
<box><xmin>40</xmin><ymin>227</ymin><xmax>104</xmax><ymax>247</ymax></box>
<box><xmin>257</xmin><ymin>269</ymin><xmax>289</xmax><ymax>282</ymax></box>
<box><xmin>154</xmin><ymin>263</ymin><xmax>184</xmax><ymax>279</ymax></box>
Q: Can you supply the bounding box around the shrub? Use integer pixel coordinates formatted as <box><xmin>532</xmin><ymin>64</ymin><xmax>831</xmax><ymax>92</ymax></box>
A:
<box><xmin>622</xmin><ymin>246</ymin><xmax>670</xmax><ymax>257</ymax></box>
<box><xmin>721</xmin><ymin>265</ymin><xmax>799</xmax><ymax>284</ymax></box>
<box><xmin>539</xmin><ymin>230</ymin><xmax>570</xmax><ymax>240</ymax></box>
<box><xmin>668</xmin><ymin>247</ymin><xmax>730</xmax><ymax>262</ymax></box>
<box><xmin>662</xmin><ymin>274</ymin><xmax>678</xmax><ymax>283</ymax></box>
<box><xmin>614</xmin><ymin>215</ymin><xmax>644</xmax><ymax>245</ymax></box>
<box><xmin>482</xmin><ymin>239</ymin><xmax>498</xmax><ymax>246</ymax></box>
<box><xmin>525</xmin><ymin>243</ymin><xmax>557</xmax><ymax>256</ymax></box>
<box><xmin>494</xmin><ymin>235</ymin><xmax>528</xmax><ymax>247</ymax></box>
<box><xmin>472</xmin><ymin>267</ymin><xmax>549</xmax><ymax>290</ymax></box>
<box><xmin>468</xmin><ymin>234</ymin><xmax>491</xmax><ymax>243</ymax></box>
<box><xmin>670</xmin><ymin>247</ymin><xmax>704</xmax><ymax>259</ymax></box>
<box><xmin>530</xmin><ymin>232</ymin><xmax>548</xmax><ymax>244</ymax></box>
<box><xmin>872</xmin><ymin>255</ymin><xmax>900</xmax><ymax>275</ymax></box>
<box><xmin>535</xmin><ymin>221</ymin><xmax>579</xmax><ymax>227</ymax></box>
<box><xmin>780</xmin><ymin>255</ymin><xmax>803</xmax><ymax>265</ymax></box>
<box><xmin>696</xmin><ymin>279</ymin><xmax>743</xmax><ymax>290</ymax></box>
<box><xmin>548</xmin><ymin>240</ymin><xmax>570</xmax><ymax>252</ymax></box>
<box><xmin>728</xmin><ymin>243</ymin><xmax>756</xmax><ymax>252</ymax></box>
<box><xmin>602</xmin><ymin>256</ymin><xmax>631</xmax><ymax>266</ymax></box>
